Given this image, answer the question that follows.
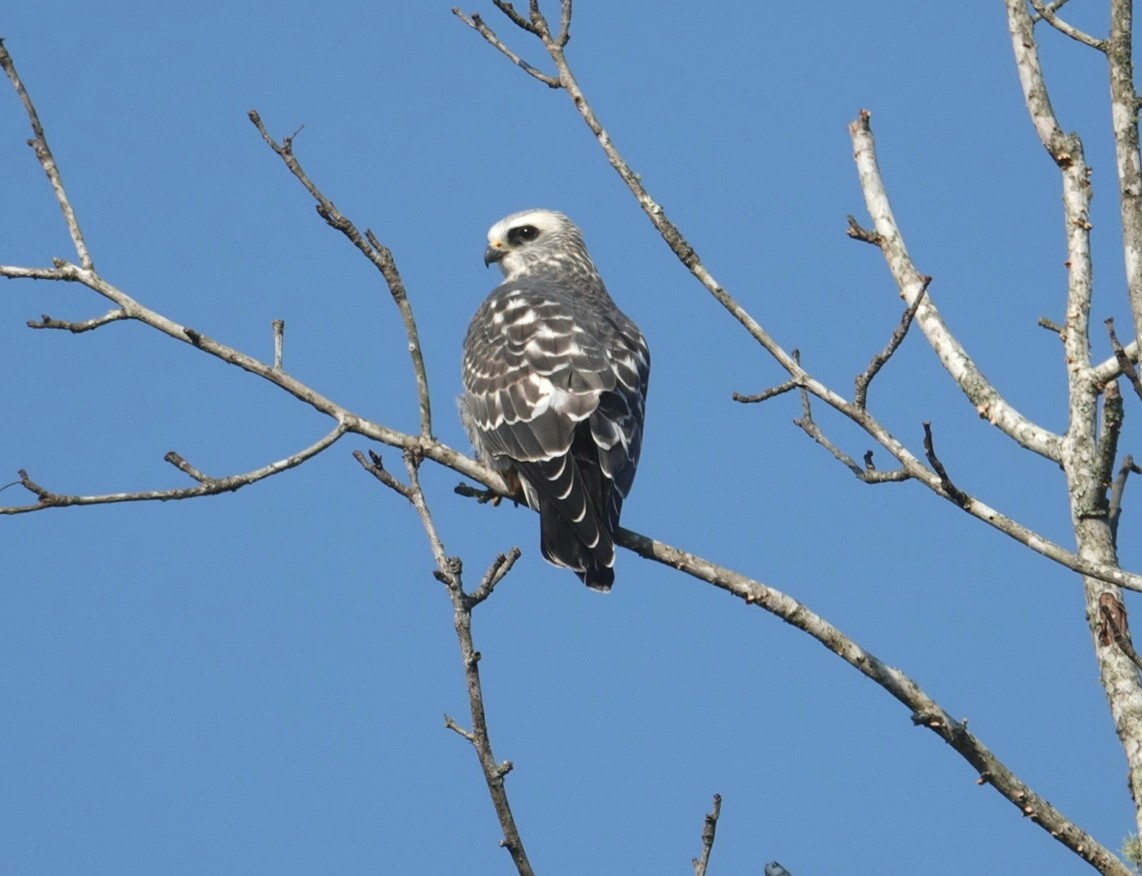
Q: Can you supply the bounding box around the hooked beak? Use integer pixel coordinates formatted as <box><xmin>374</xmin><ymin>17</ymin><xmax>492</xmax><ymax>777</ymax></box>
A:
<box><xmin>484</xmin><ymin>243</ymin><xmax>506</xmax><ymax>268</ymax></box>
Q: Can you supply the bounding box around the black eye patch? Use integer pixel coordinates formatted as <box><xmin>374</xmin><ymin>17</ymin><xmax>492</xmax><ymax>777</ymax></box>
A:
<box><xmin>507</xmin><ymin>224</ymin><xmax>540</xmax><ymax>245</ymax></box>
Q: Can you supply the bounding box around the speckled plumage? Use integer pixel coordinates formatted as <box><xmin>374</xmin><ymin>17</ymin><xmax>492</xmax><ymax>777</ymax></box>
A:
<box><xmin>460</xmin><ymin>209</ymin><xmax>650</xmax><ymax>590</ymax></box>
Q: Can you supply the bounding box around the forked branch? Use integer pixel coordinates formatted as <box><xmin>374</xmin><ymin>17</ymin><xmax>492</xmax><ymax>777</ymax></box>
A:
<box><xmin>248</xmin><ymin>111</ymin><xmax>433</xmax><ymax>438</ymax></box>
<box><xmin>1</xmin><ymin>424</ymin><xmax>348</xmax><ymax>515</ymax></box>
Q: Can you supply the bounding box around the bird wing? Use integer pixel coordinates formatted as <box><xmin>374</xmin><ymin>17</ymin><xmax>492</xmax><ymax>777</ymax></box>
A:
<box><xmin>461</xmin><ymin>279</ymin><xmax>649</xmax><ymax>587</ymax></box>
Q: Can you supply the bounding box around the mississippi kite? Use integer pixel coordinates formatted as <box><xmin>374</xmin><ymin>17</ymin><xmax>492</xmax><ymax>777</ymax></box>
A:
<box><xmin>460</xmin><ymin>209</ymin><xmax>650</xmax><ymax>590</ymax></box>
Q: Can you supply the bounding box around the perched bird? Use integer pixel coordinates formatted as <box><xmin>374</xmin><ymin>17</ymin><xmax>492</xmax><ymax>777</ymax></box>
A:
<box><xmin>460</xmin><ymin>209</ymin><xmax>650</xmax><ymax>590</ymax></box>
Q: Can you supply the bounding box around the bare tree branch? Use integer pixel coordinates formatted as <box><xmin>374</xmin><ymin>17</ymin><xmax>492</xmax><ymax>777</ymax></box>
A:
<box><xmin>248</xmin><ymin>111</ymin><xmax>434</xmax><ymax>439</ymax></box>
<box><xmin>451</xmin><ymin>8</ymin><xmax>561</xmax><ymax>87</ymax></box>
<box><xmin>467</xmin><ymin>547</ymin><xmax>523</xmax><ymax>607</ymax></box>
<box><xmin>5</xmin><ymin>18</ymin><xmax>1142</xmax><ymax>871</ymax></box>
<box><xmin>1107</xmin><ymin>0</ymin><xmax>1142</xmax><ymax>346</ymax></box>
<box><xmin>848</xmin><ymin>110</ymin><xmax>1063</xmax><ymax>462</ymax></box>
<box><xmin>1030</xmin><ymin>0</ymin><xmax>1074</xmax><ymax>21</ymax></box>
<box><xmin>272</xmin><ymin>318</ymin><xmax>285</xmax><ymax>370</ymax></box>
<box><xmin>27</xmin><ymin>308</ymin><xmax>128</xmax><ymax>332</ymax></box>
<box><xmin>1106</xmin><ymin>317</ymin><xmax>1142</xmax><ymax>402</ymax></box>
<box><xmin>1007</xmin><ymin>0</ymin><xmax>1142</xmax><ymax>840</ymax></box>
<box><xmin>731</xmin><ymin>379</ymin><xmax>798</xmax><ymax>404</ymax></box>
<box><xmin>691</xmin><ymin>793</ymin><xmax>722</xmax><ymax>876</ymax></box>
<box><xmin>794</xmin><ymin>381</ymin><xmax>909</xmax><ymax>484</ymax></box>
<box><xmin>353</xmin><ymin>449</ymin><xmax>413</xmax><ymax>499</ymax></box>
<box><xmin>922</xmin><ymin>421</ymin><xmax>970</xmax><ymax>509</ymax></box>
<box><xmin>846</xmin><ymin>214</ymin><xmax>882</xmax><ymax>246</ymax></box>
<box><xmin>450</xmin><ymin>3</ymin><xmax>1118</xmax><ymax>599</ymax></box>
<box><xmin>1</xmin><ymin>12</ymin><xmax>1135</xmax><ymax>599</ymax></box>
<box><xmin>1039</xmin><ymin>315</ymin><xmax>1065</xmax><ymax>335</ymax></box>
<box><xmin>1091</xmin><ymin>336</ymin><xmax>1140</xmax><ymax>384</ymax></box>
<box><xmin>0</xmin><ymin>39</ymin><xmax>92</xmax><ymax>269</ymax></box>
<box><xmin>1</xmin><ymin>424</ymin><xmax>349</xmax><ymax>514</ymax></box>
<box><xmin>1095</xmin><ymin>383</ymin><xmax>1125</xmax><ymax>517</ymax></box>
<box><xmin>1029</xmin><ymin>0</ymin><xmax>1106</xmax><ymax>50</ymax></box>
<box><xmin>854</xmin><ymin>276</ymin><xmax>929</xmax><ymax>409</ymax></box>
<box><xmin>399</xmin><ymin>455</ymin><xmax>534</xmax><ymax>876</ymax></box>
<box><xmin>1109</xmin><ymin>455</ymin><xmax>1142</xmax><ymax>539</ymax></box>
<box><xmin>615</xmin><ymin>525</ymin><xmax>1133</xmax><ymax>875</ymax></box>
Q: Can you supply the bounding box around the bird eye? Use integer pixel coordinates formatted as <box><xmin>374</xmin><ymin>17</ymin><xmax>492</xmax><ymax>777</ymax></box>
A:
<box><xmin>507</xmin><ymin>225</ymin><xmax>540</xmax><ymax>245</ymax></box>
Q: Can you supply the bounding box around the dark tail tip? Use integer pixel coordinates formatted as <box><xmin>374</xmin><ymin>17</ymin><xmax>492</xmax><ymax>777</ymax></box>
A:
<box><xmin>579</xmin><ymin>565</ymin><xmax>614</xmax><ymax>591</ymax></box>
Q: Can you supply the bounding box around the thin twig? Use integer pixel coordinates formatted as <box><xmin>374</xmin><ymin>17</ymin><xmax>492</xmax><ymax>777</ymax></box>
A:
<box><xmin>401</xmin><ymin>457</ymin><xmax>534</xmax><ymax>876</ymax></box>
<box><xmin>1</xmin><ymin>424</ymin><xmax>348</xmax><ymax>514</ymax></box>
<box><xmin>0</xmin><ymin>40</ymin><xmax>92</xmax><ymax>269</ymax></box>
<box><xmin>846</xmin><ymin>214</ymin><xmax>882</xmax><ymax>246</ymax></box>
<box><xmin>1109</xmin><ymin>455</ymin><xmax>1142</xmax><ymax>539</ymax></box>
<box><xmin>353</xmin><ymin>449</ymin><xmax>413</xmax><ymax>499</ymax></box>
<box><xmin>1106</xmin><ymin>317</ymin><xmax>1142</xmax><ymax>402</ymax></box>
<box><xmin>27</xmin><ymin>308</ymin><xmax>128</xmax><ymax>332</ymax></box>
<box><xmin>849</xmin><ymin>109</ymin><xmax>1062</xmax><ymax>462</ymax></box>
<box><xmin>248</xmin><ymin>111</ymin><xmax>434</xmax><ymax>438</ymax></box>
<box><xmin>444</xmin><ymin>714</ymin><xmax>476</xmax><ymax>742</ymax></box>
<box><xmin>451</xmin><ymin>9</ymin><xmax>561</xmax><ymax>87</ymax></box>
<box><xmin>732</xmin><ymin>379</ymin><xmax>798</xmax><ymax>404</ymax></box>
<box><xmin>467</xmin><ymin>547</ymin><xmax>523</xmax><ymax>606</ymax></box>
<box><xmin>163</xmin><ymin>452</ymin><xmax>216</xmax><ymax>484</ymax></box>
<box><xmin>272</xmin><ymin>319</ymin><xmax>285</xmax><ymax>370</ymax></box>
<box><xmin>557</xmin><ymin>0</ymin><xmax>572</xmax><ymax>46</ymax></box>
<box><xmin>1029</xmin><ymin>0</ymin><xmax>1106</xmax><ymax>50</ymax></box>
<box><xmin>794</xmin><ymin>381</ymin><xmax>910</xmax><ymax>484</ymax></box>
<box><xmin>691</xmin><ymin>793</ymin><xmax>722</xmax><ymax>876</ymax></box>
<box><xmin>854</xmin><ymin>276</ymin><xmax>930</xmax><ymax>408</ymax></box>
<box><xmin>492</xmin><ymin>0</ymin><xmax>539</xmax><ymax>34</ymax></box>
<box><xmin>1030</xmin><ymin>0</ymin><xmax>1073</xmax><ymax>21</ymax></box>
<box><xmin>922</xmin><ymin>422</ymin><xmax>969</xmax><ymax>508</ymax></box>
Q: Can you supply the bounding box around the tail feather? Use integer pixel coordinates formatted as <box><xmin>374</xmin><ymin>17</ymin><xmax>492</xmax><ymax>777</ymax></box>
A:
<box><xmin>538</xmin><ymin>498</ymin><xmax>614</xmax><ymax>590</ymax></box>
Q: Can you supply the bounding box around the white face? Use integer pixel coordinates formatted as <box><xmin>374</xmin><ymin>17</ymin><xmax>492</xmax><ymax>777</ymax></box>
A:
<box><xmin>485</xmin><ymin>209</ymin><xmax>572</xmax><ymax>277</ymax></box>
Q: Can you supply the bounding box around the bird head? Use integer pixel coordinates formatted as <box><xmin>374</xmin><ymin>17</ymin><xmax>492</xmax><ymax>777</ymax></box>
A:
<box><xmin>484</xmin><ymin>209</ymin><xmax>586</xmax><ymax>279</ymax></box>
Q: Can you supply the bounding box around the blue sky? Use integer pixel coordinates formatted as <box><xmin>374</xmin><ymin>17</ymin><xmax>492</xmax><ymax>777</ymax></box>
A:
<box><xmin>2</xmin><ymin>2</ymin><xmax>1138</xmax><ymax>874</ymax></box>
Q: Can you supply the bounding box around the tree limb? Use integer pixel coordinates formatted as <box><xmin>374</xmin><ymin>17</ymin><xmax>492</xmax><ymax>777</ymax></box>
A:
<box><xmin>1106</xmin><ymin>317</ymin><xmax>1142</xmax><ymax>402</ymax></box>
<box><xmin>1029</xmin><ymin>0</ymin><xmax>1106</xmax><ymax>50</ymax></box>
<box><xmin>1</xmin><ymin>424</ymin><xmax>348</xmax><ymax>514</ymax></box>
<box><xmin>0</xmin><ymin>40</ymin><xmax>92</xmax><ymax>269</ymax></box>
<box><xmin>848</xmin><ymin>109</ymin><xmax>1063</xmax><ymax>462</ymax></box>
<box><xmin>854</xmin><ymin>276</ymin><xmax>929</xmax><ymax>409</ymax></box>
<box><xmin>691</xmin><ymin>793</ymin><xmax>721</xmax><ymax>876</ymax></box>
<box><xmin>248</xmin><ymin>111</ymin><xmax>434</xmax><ymax>439</ymax></box>
<box><xmin>615</xmin><ymin>525</ymin><xmax>1133</xmax><ymax>875</ymax></box>
<box><xmin>1008</xmin><ymin>0</ymin><xmax>1142</xmax><ymax>841</ymax></box>
<box><xmin>1106</xmin><ymin>0</ymin><xmax>1142</xmax><ymax>346</ymax></box>
<box><xmin>399</xmin><ymin>456</ymin><xmax>534</xmax><ymax>876</ymax></box>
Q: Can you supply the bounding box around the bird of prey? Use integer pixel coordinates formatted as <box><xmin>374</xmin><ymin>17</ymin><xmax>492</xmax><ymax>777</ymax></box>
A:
<box><xmin>460</xmin><ymin>209</ymin><xmax>650</xmax><ymax>591</ymax></box>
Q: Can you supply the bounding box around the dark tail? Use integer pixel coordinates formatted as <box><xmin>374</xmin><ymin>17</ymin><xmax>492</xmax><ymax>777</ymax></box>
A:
<box><xmin>538</xmin><ymin>500</ymin><xmax>615</xmax><ymax>590</ymax></box>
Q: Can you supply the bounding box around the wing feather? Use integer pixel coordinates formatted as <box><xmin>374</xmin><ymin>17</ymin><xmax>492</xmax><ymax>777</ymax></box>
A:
<box><xmin>462</xmin><ymin>275</ymin><xmax>649</xmax><ymax>590</ymax></box>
